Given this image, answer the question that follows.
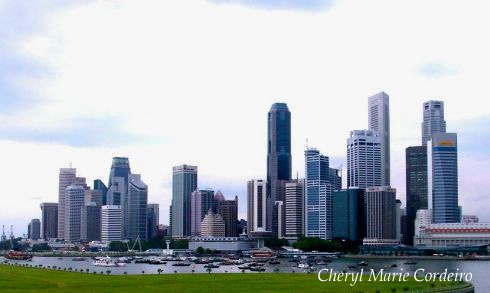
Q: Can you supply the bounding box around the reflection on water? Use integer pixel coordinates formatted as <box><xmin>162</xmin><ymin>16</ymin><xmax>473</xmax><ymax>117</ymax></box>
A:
<box><xmin>2</xmin><ymin>256</ymin><xmax>488</xmax><ymax>291</ymax></box>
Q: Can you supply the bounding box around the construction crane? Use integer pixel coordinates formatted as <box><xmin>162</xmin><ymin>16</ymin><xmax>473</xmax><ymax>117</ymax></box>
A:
<box><xmin>1</xmin><ymin>225</ymin><xmax>7</xmax><ymax>241</ymax></box>
<box><xmin>9</xmin><ymin>225</ymin><xmax>14</xmax><ymax>239</ymax></box>
<box><xmin>127</xmin><ymin>236</ymin><xmax>142</xmax><ymax>253</ymax></box>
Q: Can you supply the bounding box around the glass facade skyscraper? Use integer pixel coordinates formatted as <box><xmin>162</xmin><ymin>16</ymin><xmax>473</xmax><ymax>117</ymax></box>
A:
<box><xmin>332</xmin><ymin>188</ymin><xmax>365</xmax><ymax>241</ymax></box>
<box><xmin>405</xmin><ymin>146</ymin><xmax>428</xmax><ymax>245</ymax></box>
<box><xmin>127</xmin><ymin>174</ymin><xmax>148</xmax><ymax>240</ymax></box>
<box><xmin>368</xmin><ymin>92</ymin><xmax>390</xmax><ymax>186</ymax></box>
<box><xmin>171</xmin><ymin>165</ymin><xmax>198</xmax><ymax>237</ymax></box>
<box><xmin>428</xmin><ymin>132</ymin><xmax>459</xmax><ymax>223</ymax></box>
<box><xmin>267</xmin><ymin>103</ymin><xmax>291</xmax><ymax>237</ymax></box>
<box><xmin>305</xmin><ymin>147</ymin><xmax>337</xmax><ymax>240</ymax></box>
<box><xmin>94</xmin><ymin>179</ymin><xmax>108</xmax><ymax>206</ymax></box>
<box><xmin>107</xmin><ymin>157</ymin><xmax>131</xmax><ymax>206</ymax></box>
<box><xmin>422</xmin><ymin>100</ymin><xmax>446</xmax><ymax>146</ymax></box>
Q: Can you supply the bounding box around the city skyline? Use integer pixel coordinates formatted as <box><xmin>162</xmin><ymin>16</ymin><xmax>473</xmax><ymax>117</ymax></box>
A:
<box><xmin>2</xmin><ymin>0</ymin><xmax>490</xmax><ymax>236</ymax></box>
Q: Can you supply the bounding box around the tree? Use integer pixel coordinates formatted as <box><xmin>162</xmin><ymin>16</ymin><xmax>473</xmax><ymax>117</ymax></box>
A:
<box><xmin>195</xmin><ymin>246</ymin><xmax>205</xmax><ymax>255</ymax></box>
<box><xmin>109</xmin><ymin>241</ymin><xmax>128</xmax><ymax>252</ymax></box>
<box><xmin>157</xmin><ymin>268</ymin><xmax>163</xmax><ymax>275</ymax></box>
<box><xmin>31</xmin><ymin>243</ymin><xmax>52</xmax><ymax>252</ymax></box>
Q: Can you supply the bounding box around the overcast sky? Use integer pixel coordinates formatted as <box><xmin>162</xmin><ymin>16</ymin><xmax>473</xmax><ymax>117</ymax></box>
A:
<box><xmin>1</xmin><ymin>0</ymin><xmax>489</xmax><ymax>236</ymax></box>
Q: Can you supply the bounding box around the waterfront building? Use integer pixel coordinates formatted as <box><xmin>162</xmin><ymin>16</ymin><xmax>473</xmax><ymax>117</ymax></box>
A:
<box><xmin>40</xmin><ymin>203</ymin><xmax>58</xmax><ymax>240</ymax></box>
<box><xmin>247</xmin><ymin>179</ymin><xmax>268</xmax><ymax>235</ymax></box>
<box><xmin>416</xmin><ymin>222</ymin><xmax>490</xmax><ymax>247</ymax></box>
<box><xmin>422</xmin><ymin>100</ymin><xmax>446</xmax><ymax>146</ymax></box>
<box><xmin>364</xmin><ymin>186</ymin><xmax>397</xmax><ymax>245</ymax></box>
<box><xmin>201</xmin><ymin>210</ymin><xmax>225</xmax><ymax>237</ymax></box>
<box><xmin>80</xmin><ymin>203</ymin><xmax>101</xmax><ymax>242</ymax></box>
<box><xmin>190</xmin><ymin>189</ymin><xmax>214</xmax><ymax>236</ymax></box>
<box><xmin>347</xmin><ymin>130</ymin><xmax>382</xmax><ymax>189</ymax></box>
<box><xmin>305</xmin><ymin>147</ymin><xmax>337</xmax><ymax>240</ymax></box>
<box><xmin>267</xmin><ymin>103</ymin><xmax>292</xmax><ymax>236</ymax></box>
<box><xmin>396</xmin><ymin>199</ymin><xmax>402</xmax><ymax>242</ymax></box>
<box><xmin>428</xmin><ymin>132</ymin><xmax>459</xmax><ymax>223</ymax></box>
<box><xmin>101</xmin><ymin>205</ymin><xmax>122</xmax><ymax>242</ymax></box>
<box><xmin>218</xmin><ymin>195</ymin><xmax>238</xmax><ymax>237</ymax></box>
<box><xmin>171</xmin><ymin>165</ymin><xmax>198</xmax><ymax>237</ymax></box>
<box><xmin>285</xmin><ymin>179</ymin><xmax>304</xmax><ymax>239</ymax></box>
<box><xmin>368</xmin><ymin>91</ymin><xmax>390</xmax><ymax>186</ymax></box>
<box><xmin>64</xmin><ymin>184</ymin><xmax>86</xmax><ymax>242</ymax></box>
<box><xmin>57</xmin><ymin>167</ymin><xmax>76</xmax><ymax>239</ymax></box>
<box><xmin>414</xmin><ymin>209</ymin><xmax>432</xmax><ymax>242</ymax></box>
<box><xmin>189</xmin><ymin>236</ymin><xmax>257</xmax><ymax>251</ymax></box>
<box><xmin>405</xmin><ymin>145</ymin><xmax>428</xmax><ymax>245</ymax></box>
<box><xmin>332</xmin><ymin>188</ymin><xmax>365</xmax><ymax>241</ymax></box>
<box><xmin>147</xmin><ymin>203</ymin><xmax>159</xmax><ymax>239</ymax></box>
<box><xmin>127</xmin><ymin>174</ymin><xmax>148</xmax><ymax>240</ymax></box>
<box><xmin>28</xmin><ymin>219</ymin><xmax>41</xmax><ymax>241</ymax></box>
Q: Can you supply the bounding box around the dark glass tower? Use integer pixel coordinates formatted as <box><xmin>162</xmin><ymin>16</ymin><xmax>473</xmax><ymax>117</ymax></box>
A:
<box><xmin>405</xmin><ymin>146</ymin><xmax>428</xmax><ymax>245</ymax></box>
<box><xmin>267</xmin><ymin>103</ymin><xmax>291</xmax><ymax>237</ymax></box>
<box><xmin>94</xmin><ymin>179</ymin><xmax>108</xmax><ymax>206</ymax></box>
<box><xmin>267</xmin><ymin>103</ymin><xmax>292</xmax><ymax>182</ymax></box>
<box><xmin>107</xmin><ymin>157</ymin><xmax>131</xmax><ymax>205</ymax></box>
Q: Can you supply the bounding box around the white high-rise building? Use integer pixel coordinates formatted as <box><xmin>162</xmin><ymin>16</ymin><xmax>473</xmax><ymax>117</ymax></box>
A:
<box><xmin>368</xmin><ymin>92</ymin><xmax>390</xmax><ymax>186</ymax></box>
<box><xmin>247</xmin><ymin>179</ymin><xmax>268</xmax><ymax>234</ymax></box>
<box><xmin>64</xmin><ymin>184</ymin><xmax>85</xmax><ymax>242</ymax></box>
<box><xmin>347</xmin><ymin>130</ymin><xmax>382</xmax><ymax>189</ymax></box>
<box><xmin>101</xmin><ymin>205</ymin><xmax>122</xmax><ymax>242</ymax></box>
<box><xmin>422</xmin><ymin>100</ymin><xmax>446</xmax><ymax>146</ymax></box>
<box><xmin>57</xmin><ymin>168</ymin><xmax>76</xmax><ymax>239</ymax></box>
<box><xmin>285</xmin><ymin>179</ymin><xmax>304</xmax><ymax>238</ymax></box>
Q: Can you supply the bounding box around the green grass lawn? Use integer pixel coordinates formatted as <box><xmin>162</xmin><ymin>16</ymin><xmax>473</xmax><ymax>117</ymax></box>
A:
<box><xmin>0</xmin><ymin>264</ymin><xmax>470</xmax><ymax>292</ymax></box>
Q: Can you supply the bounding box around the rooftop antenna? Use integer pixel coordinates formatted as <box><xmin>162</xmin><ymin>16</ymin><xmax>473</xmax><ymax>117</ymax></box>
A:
<box><xmin>69</xmin><ymin>162</ymin><xmax>72</xmax><ymax>168</ymax></box>
<box><xmin>306</xmin><ymin>138</ymin><xmax>309</xmax><ymax>150</ymax></box>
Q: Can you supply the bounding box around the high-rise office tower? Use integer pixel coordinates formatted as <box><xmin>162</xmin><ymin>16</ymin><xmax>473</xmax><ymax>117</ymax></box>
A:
<box><xmin>94</xmin><ymin>179</ymin><xmax>108</xmax><ymax>206</ymax></box>
<box><xmin>332</xmin><ymin>188</ymin><xmax>365</xmax><ymax>241</ymax></box>
<box><xmin>28</xmin><ymin>219</ymin><xmax>41</xmax><ymax>241</ymax></box>
<box><xmin>365</xmin><ymin>186</ymin><xmax>397</xmax><ymax>242</ymax></box>
<box><xmin>428</xmin><ymin>132</ymin><xmax>459</xmax><ymax>223</ymax></box>
<box><xmin>147</xmin><ymin>203</ymin><xmax>159</xmax><ymax>239</ymax></box>
<box><xmin>270</xmin><ymin>180</ymin><xmax>287</xmax><ymax>237</ymax></box>
<box><xmin>80</xmin><ymin>203</ymin><xmax>101</xmax><ymax>242</ymax></box>
<box><xmin>267</xmin><ymin>102</ymin><xmax>292</xmax><ymax>183</ymax></box>
<box><xmin>171</xmin><ymin>165</ymin><xmax>197</xmax><ymax>237</ymax></box>
<box><xmin>305</xmin><ymin>148</ymin><xmax>337</xmax><ymax>240</ymax></box>
<box><xmin>190</xmin><ymin>189</ymin><xmax>215</xmax><ymax>236</ymax></box>
<box><xmin>285</xmin><ymin>179</ymin><xmax>304</xmax><ymax>238</ymax></box>
<box><xmin>422</xmin><ymin>100</ymin><xmax>446</xmax><ymax>146</ymax></box>
<box><xmin>212</xmin><ymin>190</ymin><xmax>225</xmax><ymax>213</ymax></box>
<box><xmin>347</xmin><ymin>130</ymin><xmax>382</xmax><ymax>188</ymax></box>
<box><xmin>101</xmin><ymin>205</ymin><xmax>122</xmax><ymax>242</ymax></box>
<box><xmin>267</xmin><ymin>103</ymin><xmax>291</xmax><ymax>236</ymax></box>
<box><xmin>85</xmin><ymin>189</ymin><xmax>103</xmax><ymax>206</ymax></box>
<box><xmin>247</xmin><ymin>179</ymin><xmax>268</xmax><ymax>235</ymax></box>
<box><xmin>107</xmin><ymin>157</ymin><xmax>131</xmax><ymax>206</ymax></box>
<box><xmin>40</xmin><ymin>203</ymin><xmax>58</xmax><ymax>240</ymax></box>
<box><xmin>126</xmin><ymin>174</ymin><xmax>148</xmax><ymax>240</ymax></box>
<box><xmin>168</xmin><ymin>205</ymin><xmax>172</xmax><ymax>236</ymax></box>
<box><xmin>200</xmin><ymin>210</ymin><xmax>226</xmax><ymax>237</ymax></box>
<box><xmin>58</xmin><ymin>167</ymin><xmax>76</xmax><ymax>239</ymax></box>
<box><xmin>405</xmin><ymin>146</ymin><xmax>428</xmax><ymax>245</ymax></box>
<box><xmin>64</xmin><ymin>184</ymin><xmax>85</xmax><ymax>242</ymax></box>
<box><xmin>218</xmin><ymin>196</ymin><xmax>238</xmax><ymax>237</ymax></box>
<box><xmin>368</xmin><ymin>92</ymin><xmax>390</xmax><ymax>186</ymax></box>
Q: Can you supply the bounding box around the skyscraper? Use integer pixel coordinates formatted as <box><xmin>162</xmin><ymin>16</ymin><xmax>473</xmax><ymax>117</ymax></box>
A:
<box><xmin>57</xmin><ymin>167</ymin><xmax>76</xmax><ymax>239</ymax></box>
<box><xmin>267</xmin><ymin>102</ymin><xmax>292</xmax><ymax>183</ymax></box>
<box><xmin>94</xmin><ymin>179</ymin><xmax>108</xmax><ymax>206</ymax></box>
<box><xmin>218</xmin><ymin>196</ymin><xmax>238</xmax><ymax>237</ymax></box>
<box><xmin>305</xmin><ymin>148</ymin><xmax>336</xmax><ymax>240</ymax></box>
<box><xmin>127</xmin><ymin>174</ymin><xmax>148</xmax><ymax>240</ymax></box>
<box><xmin>422</xmin><ymin>100</ymin><xmax>446</xmax><ymax>146</ymax></box>
<box><xmin>171</xmin><ymin>165</ymin><xmax>198</xmax><ymax>237</ymax></box>
<box><xmin>347</xmin><ymin>130</ymin><xmax>382</xmax><ymax>189</ymax></box>
<box><xmin>147</xmin><ymin>203</ymin><xmax>159</xmax><ymax>239</ymax></box>
<box><xmin>428</xmin><ymin>132</ymin><xmax>459</xmax><ymax>223</ymax></box>
<box><xmin>200</xmin><ymin>210</ymin><xmax>226</xmax><ymax>238</ymax></box>
<box><xmin>40</xmin><ymin>203</ymin><xmax>58</xmax><ymax>240</ymax></box>
<box><xmin>368</xmin><ymin>92</ymin><xmax>390</xmax><ymax>186</ymax></box>
<box><xmin>81</xmin><ymin>203</ymin><xmax>101</xmax><ymax>242</ymax></box>
<box><xmin>332</xmin><ymin>188</ymin><xmax>365</xmax><ymax>242</ymax></box>
<box><xmin>107</xmin><ymin>157</ymin><xmax>131</xmax><ymax>206</ymax></box>
<box><xmin>267</xmin><ymin>103</ymin><xmax>292</xmax><ymax>237</ymax></box>
<box><xmin>247</xmin><ymin>179</ymin><xmax>268</xmax><ymax>235</ymax></box>
<box><xmin>64</xmin><ymin>184</ymin><xmax>85</xmax><ymax>242</ymax></box>
<box><xmin>190</xmin><ymin>189</ymin><xmax>214</xmax><ymax>236</ymax></box>
<box><xmin>364</xmin><ymin>186</ymin><xmax>397</xmax><ymax>244</ymax></box>
<box><xmin>101</xmin><ymin>205</ymin><xmax>122</xmax><ymax>242</ymax></box>
<box><xmin>285</xmin><ymin>179</ymin><xmax>304</xmax><ymax>239</ymax></box>
<box><xmin>28</xmin><ymin>219</ymin><xmax>41</xmax><ymax>241</ymax></box>
<box><xmin>405</xmin><ymin>146</ymin><xmax>428</xmax><ymax>245</ymax></box>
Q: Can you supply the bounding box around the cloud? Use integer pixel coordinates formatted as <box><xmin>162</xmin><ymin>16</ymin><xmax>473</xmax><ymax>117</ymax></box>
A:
<box><xmin>417</xmin><ymin>61</ymin><xmax>461</xmax><ymax>77</ymax></box>
<box><xmin>208</xmin><ymin>0</ymin><xmax>335</xmax><ymax>12</ymax></box>
<box><xmin>0</xmin><ymin>115</ymin><xmax>165</xmax><ymax>147</ymax></box>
